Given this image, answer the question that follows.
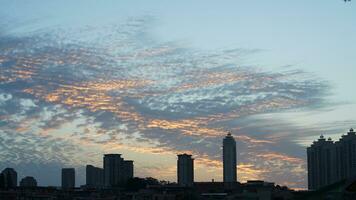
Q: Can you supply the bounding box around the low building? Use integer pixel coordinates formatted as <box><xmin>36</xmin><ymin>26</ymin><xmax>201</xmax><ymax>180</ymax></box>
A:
<box><xmin>20</xmin><ymin>176</ymin><xmax>37</xmax><ymax>187</ymax></box>
<box><xmin>1</xmin><ymin>168</ymin><xmax>17</xmax><ymax>188</ymax></box>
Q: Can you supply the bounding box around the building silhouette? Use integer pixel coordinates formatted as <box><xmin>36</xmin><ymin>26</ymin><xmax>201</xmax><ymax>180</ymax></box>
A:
<box><xmin>86</xmin><ymin>165</ymin><xmax>104</xmax><ymax>188</ymax></box>
<box><xmin>20</xmin><ymin>176</ymin><xmax>37</xmax><ymax>187</ymax></box>
<box><xmin>223</xmin><ymin>132</ymin><xmax>237</xmax><ymax>183</ymax></box>
<box><xmin>307</xmin><ymin>135</ymin><xmax>335</xmax><ymax>189</ymax></box>
<box><xmin>122</xmin><ymin>160</ymin><xmax>134</xmax><ymax>183</ymax></box>
<box><xmin>104</xmin><ymin>154</ymin><xmax>122</xmax><ymax>187</ymax></box>
<box><xmin>335</xmin><ymin>128</ymin><xmax>356</xmax><ymax>181</ymax></box>
<box><xmin>1</xmin><ymin>168</ymin><xmax>17</xmax><ymax>188</ymax></box>
<box><xmin>177</xmin><ymin>154</ymin><xmax>194</xmax><ymax>187</ymax></box>
<box><xmin>104</xmin><ymin>154</ymin><xmax>134</xmax><ymax>188</ymax></box>
<box><xmin>61</xmin><ymin>168</ymin><xmax>75</xmax><ymax>189</ymax></box>
<box><xmin>307</xmin><ymin>128</ymin><xmax>356</xmax><ymax>190</ymax></box>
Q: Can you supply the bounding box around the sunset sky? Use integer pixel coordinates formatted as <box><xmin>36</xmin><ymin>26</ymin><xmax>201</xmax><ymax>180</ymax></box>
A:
<box><xmin>0</xmin><ymin>0</ymin><xmax>355</xmax><ymax>189</ymax></box>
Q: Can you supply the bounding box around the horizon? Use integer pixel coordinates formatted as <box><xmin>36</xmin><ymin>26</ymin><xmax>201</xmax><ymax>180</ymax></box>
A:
<box><xmin>0</xmin><ymin>0</ymin><xmax>355</xmax><ymax>190</ymax></box>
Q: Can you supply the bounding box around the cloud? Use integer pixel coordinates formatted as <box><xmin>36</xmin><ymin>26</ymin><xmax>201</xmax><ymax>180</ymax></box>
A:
<box><xmin>0</xmin><ymin>15</ymin><xmax>342</xmax><ymax>189</ymax></box>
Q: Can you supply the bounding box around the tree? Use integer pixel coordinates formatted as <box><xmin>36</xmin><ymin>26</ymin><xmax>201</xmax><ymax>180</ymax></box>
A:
<box><xmin>125</xmin><ymin>177</ymin><xmax>161</xmax><ymax>191</ymax></box>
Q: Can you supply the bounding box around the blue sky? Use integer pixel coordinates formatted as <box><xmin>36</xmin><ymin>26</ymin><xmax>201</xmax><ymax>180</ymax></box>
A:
<box><xmin>0</xmin><ymin>0</ymin><xmax>355</xmax><ymax>189</ymax></box>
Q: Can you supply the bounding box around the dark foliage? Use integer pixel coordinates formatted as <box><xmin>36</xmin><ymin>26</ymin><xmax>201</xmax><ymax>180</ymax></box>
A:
<box><xmin>125</xmin><ymin>177</ymin><xmax>160</xmax><ymax>191</ymax></box>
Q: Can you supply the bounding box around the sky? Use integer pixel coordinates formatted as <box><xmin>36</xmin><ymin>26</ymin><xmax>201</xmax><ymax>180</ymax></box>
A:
<box><xmin>0</xmin><ymin>0</ymin><xmax>355</xmax><ymax>189</ymax></box>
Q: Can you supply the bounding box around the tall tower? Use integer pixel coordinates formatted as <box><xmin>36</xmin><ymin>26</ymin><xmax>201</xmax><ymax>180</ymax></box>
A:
<box><xmin>335</xmin><ymin>128</ymin><xmax>356</xmax><ymax>181</ymax></box>
<box><xmin>104</xmin><ymin>154</ymin><xmax>122</xmax><ymax>187</ymax></box>
<box><xmin>177</xmin><ymin>154</ymin><xmax>194</xmax><ymax>187</ymax></box>
<box><xmin>61</xmin><ymin>168</ymin><xmax>75</xmax><ymax>189</ymax></box>
<box><xmin>307</xmin><ymin>135</ymin><xmax>335</xmax><ymax>190</ymax></box>
<box><xmin>223</xmin><ymin>132</ymin><xmax>237</xmax><ymax>183</ymax></box>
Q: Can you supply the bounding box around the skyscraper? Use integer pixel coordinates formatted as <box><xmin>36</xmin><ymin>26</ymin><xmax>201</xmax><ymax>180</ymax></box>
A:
<box><xmin>177</xmin><ymin>154</ymin><xmax>194</xmax><ymax>187</ymax></box>
<box><xmin>307</xmin><ymin>135</ymin><xmax>335</xmax><ymax>190</ymax></box>
<box><xmin>223</xmin><ymin>132</ymin><xmax>237</xmax><ymax>183</ymax></box>
<box><xmin>61</xmin><ymin>168</ymin><xmax>75</xmax><ymax>189</ymax></box>
<box><xmin>335</xmin><ymin>128</ymin><xmax>356</xmax><ymax>180</ymax></box>
<box><xmin>1</xmin><ymin>168</ymin><xmax>17</xmax><ymax>188</ymax></box>
<box><xmin>104</xmin><ymin>154</ymin><xmax>122</xmax><ymax>187</ymax></box>
<box><xmin>86</xmin><ymin>165</ymin><xmax>104</xmax><ymax>188</ymax></box>
<box><xmin>307</xmin><ymin>128</ymin><xmax>356</xmax><ymax>190</ymax></box>
<box><xmin>103</xmin><ymin>154</ymin><xmax>134</xmax><ymax>187</ymax></box>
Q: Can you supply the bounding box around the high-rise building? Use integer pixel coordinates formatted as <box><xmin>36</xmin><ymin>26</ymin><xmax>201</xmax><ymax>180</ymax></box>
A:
<box><xmin>122</xmin><ymin>160</ymin><xmax>134</xmax><ymax>183</ymax></box>
<box><xmin>307</xmin><ymin>135</ymin><xmax>335</xmax><ymax>190</ymax></box>
<box><xmin>177</xmin><ymin>154</ymin><xmax>194</xmax><ymax>187</ymax></box>
<box><xmin>86</xmin><ymin>165</ymin><xmax>104</xmax><ymax>188</ymax></box>
<box><xmin>103</xmin><ymin>154</ymin><xmax>134</xmax><ymax>187</ymax></box>
<box><xmin>20</xmin><ymin>176</ymin><xmax>37</xmax><ymax>187</ymax></box>
<box><xmin>335</xmin><ymin>128</ymin><xmax>356</xmax><ymax>181</ymax></box>
<box><xmin>223</xmin><ymin>132</ymin><xmax>237</xmax><ymax>183</ymax></box>
<box><xmin>1</xmin><ymin>168</ymin><xmax>17</xmax><ymax>188</ymax></box>
<box><xmin>61</xmin><ymin>168</ymin><xmax>75</xmax><ymax>189</ymax></box>
<box><xmin>307</xmin><ymin>128</ymin><xmax>356</xmax><ymax>190</ymax></box>
<box><xmin>104</xmin><ymin>154</ymin><xmax>122</xmax><ymax>187</ymax></box>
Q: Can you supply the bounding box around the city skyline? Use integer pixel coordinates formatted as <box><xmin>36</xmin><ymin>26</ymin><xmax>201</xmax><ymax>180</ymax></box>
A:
<box><xmin>0</xmin><ymin>0</ymin><xmax>355</xmax><ymax>190</ymax></box>
<box><xmin>0</xmin><ymin>133</ymin><xmax>236</xmax><ymax>187</ymax></box>
<box><xmin>1</xmin><ymin>129</ymin><xmax>355</xmax><ymax>190</ymax></box>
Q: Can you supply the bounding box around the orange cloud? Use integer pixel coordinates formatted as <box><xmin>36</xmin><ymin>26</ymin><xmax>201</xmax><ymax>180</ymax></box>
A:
<box><xmin>255</xmin><ymin>152</ymin><xmax>304</xmax><ymax>164</ymax></box>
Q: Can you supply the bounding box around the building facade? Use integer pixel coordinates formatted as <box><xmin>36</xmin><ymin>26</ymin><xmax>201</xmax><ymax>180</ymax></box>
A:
<box><xmin>223</xmin><ymin>132</ymin><xmax>237</xmax><ymax>183</ymax></box>
<box><xmin>307</xmin><ymin>135</ymin><xmax>335</xmax><ymax>190</ymax></box>
<box><xmin>20</xmin><ymin>176</ymin><xmax>37</xmax><ymax>187</ymax></box>
<box><xmin>1</xmin><ymin>168</ymin><xmax>17</xmax><ymax>188</ymax></box>
<box><xmin>104</xmin><ymin>154</ymin><xmax>122</xmax><ymax>187</ymax></box>
<box><xmin>61</xmin><ymin>168</ymin><xmax>75</xmax><ymax>189</ymax></box>
<box><xmin>177</xmin><ymin>154</ymin><xmax>194</xmax><ymax>187</ymax></box>
<box><xmin>103</xmin><ymin>154</ymin><xmax>134</xmax><ymax>187</ymax></box>
<box><xmin>307</xmin><ymin>128</ymin><xmax>356</xmax><ymax>190</ymax></box>
<box><xmin>335</xmin><ymin>128</ymin><xmax>356</xmax><ymax>181</ymax></box>
<box><xmin>122</xmin><ymin>160</ymin><xmax>134</xmax><ymax>183</ymax></box>
<box><xmin>86</xmin><ymin>165</ymin><xmax>104</xmax><ymax>188</ymax></box>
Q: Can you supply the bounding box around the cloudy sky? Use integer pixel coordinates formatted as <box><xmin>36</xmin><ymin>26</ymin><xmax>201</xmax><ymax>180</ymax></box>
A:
<box><xmin>0</xmin><ymin>0</ymin><xmax>355</xmax><ymax>189</ymax></box>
